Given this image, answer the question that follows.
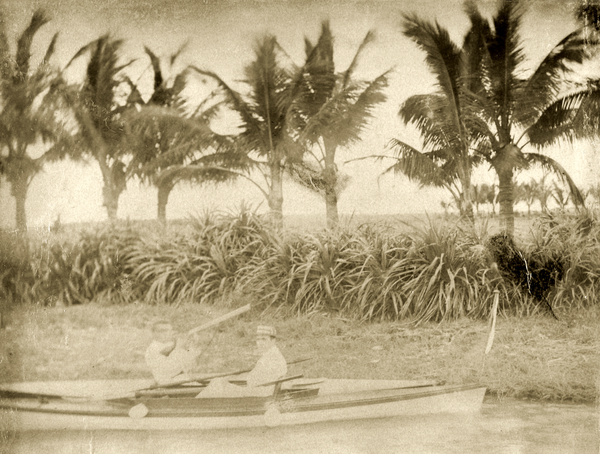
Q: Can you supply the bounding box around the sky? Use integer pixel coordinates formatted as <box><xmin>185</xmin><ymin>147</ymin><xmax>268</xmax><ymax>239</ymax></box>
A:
<box><xmin>1</xmin><ymin>0</ymin><xmax>599</xmax><ymax>228</ymax></box>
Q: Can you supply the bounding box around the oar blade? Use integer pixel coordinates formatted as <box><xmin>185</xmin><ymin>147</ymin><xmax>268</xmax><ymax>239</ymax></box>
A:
<box><xmin>128</xmin><ymin>403</ymin><xmax>149</xmax><ymax>419</ymax></box>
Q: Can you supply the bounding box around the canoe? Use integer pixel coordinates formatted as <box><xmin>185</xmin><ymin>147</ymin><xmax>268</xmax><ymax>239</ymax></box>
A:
<box><xmin>0</xmin><ymin>378</ymin><xmax>486</xmax><ymax>431</ymax></box>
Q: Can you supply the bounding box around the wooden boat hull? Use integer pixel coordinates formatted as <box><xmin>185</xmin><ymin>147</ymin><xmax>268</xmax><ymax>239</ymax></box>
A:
<box><xmin>0</xmin><ymin>379</ymin><xmax>486</xmax><ymax>431</ymax></box>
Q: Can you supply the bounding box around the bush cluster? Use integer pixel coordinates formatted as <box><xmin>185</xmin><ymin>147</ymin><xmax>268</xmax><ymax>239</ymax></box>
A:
<box><xmin>2</xmin><ymin>209</ymin><xmax>599</xmax><ymax>323</ymax></box>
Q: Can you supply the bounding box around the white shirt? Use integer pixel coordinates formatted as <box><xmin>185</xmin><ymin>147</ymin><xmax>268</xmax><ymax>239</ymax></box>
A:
<box><xmin>246</xmin><ymin>345</ymin><xmax>288</xmax><ymax>388</ymax></box>
<box><xmin>145</xmin><ymin>340</ymin><xmax>195</xmax><ymax>382</ymax></box>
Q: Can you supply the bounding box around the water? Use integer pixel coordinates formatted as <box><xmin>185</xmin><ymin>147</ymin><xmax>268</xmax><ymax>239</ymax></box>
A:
<box><xmin>3</xmin><ymin>398</ymin><xmax>598</xmax><ymax>454</ymax></box>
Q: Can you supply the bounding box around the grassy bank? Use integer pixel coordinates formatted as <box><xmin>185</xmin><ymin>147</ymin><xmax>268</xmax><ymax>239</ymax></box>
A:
<box><xmin>1</xmin><ymin>302</ymin><xmax>598</xmax><ymax>403</ymax></box>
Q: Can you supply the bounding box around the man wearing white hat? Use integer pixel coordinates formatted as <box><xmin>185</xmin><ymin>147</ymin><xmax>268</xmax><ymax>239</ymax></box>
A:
<box><xmin>246</xmin><ymin>325</ymin><xmax>287</xmax><ymax>388</ymax></box>
<box><xmin>198</xmin><ymin>324</ymin><xmax>287</xmax><ymax>397</ymax></box>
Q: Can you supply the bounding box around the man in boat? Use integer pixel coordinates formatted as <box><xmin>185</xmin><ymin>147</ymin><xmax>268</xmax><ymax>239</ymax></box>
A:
<box><xmin>198</xmin><ymin>324</ymin><xmax>287</xmax><ymax>397</ymax></box>
<box><xmin>145</xmin><ymin>319</ymin><xmax>203</xmax><ymax>383</ymax></box>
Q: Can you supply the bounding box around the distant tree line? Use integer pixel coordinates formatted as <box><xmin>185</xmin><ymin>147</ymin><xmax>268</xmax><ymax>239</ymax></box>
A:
<box><xmin>443</xmin><ymin>177</ymin><xmax>600</xmax><ymax>216</ymax></box>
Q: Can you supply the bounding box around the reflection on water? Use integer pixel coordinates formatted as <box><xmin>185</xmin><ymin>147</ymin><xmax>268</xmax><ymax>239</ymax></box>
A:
<box><xmin>3</xmin><ymin>398</ymin><xmax>599</xmax><ymax>454</ymax></box>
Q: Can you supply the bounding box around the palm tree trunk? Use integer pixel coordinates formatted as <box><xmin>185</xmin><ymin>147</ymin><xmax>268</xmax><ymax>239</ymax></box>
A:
<box><xmin>324</xmin><ymin>141</ymin><xmax>339</xmax><ymax>229</ymax></box>
<box><xmin>11</xmin><ymin>177</ymin><xmax>29</xmax><ymax>234</ymax></box>
<box><xmin>157</xmin><ymin>180</ymin><xmax>175</xmax><ymax>225</ymax></box>
<box><xmin>497</xmin><ymin>168</ymin><xmax>515</xmax><ymax>235</ymax></box>
<box><xmin>99</xmin><ymin>159</ymin><xmax>126</xmax><ymax>222</ymax></box>
<box><xmin>325</xmin><ymin>188</ymin><xmax>339</xmax><ymax>229</ymax></box>
<box><xmin>102</xmin><ymin>185</ymin><xmax>119</xmax><ymax>221</ymax></box>
<box><xmin>456</xmin><ymin>158</ymin><xmax>474</xmax><ymax>222</ymax></box>
<box><xmin>459</xmin><ymin>184</ymin><xmax>474</xmax><ymax>222</ymax></box>
<box><xmin>268</xmin><ymin>161</ymin><xmax>284</xmax><ymax>229</ymax></box>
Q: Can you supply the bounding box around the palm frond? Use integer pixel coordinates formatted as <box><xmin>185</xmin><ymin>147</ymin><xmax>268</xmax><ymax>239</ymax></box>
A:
<box><xmin>295</xmin><ymin>20</ymin><xmax>336</xmax><ymax>120</ymax></box>
<box><xmin>190</xmin><ymin>66</ymin><xmax>263</xmax><ymax>150</ymax></box>
<box><xmin>0</xmin><ymin>10</ymin><xmax>10</xmax><ymax>79</ymax></box>
<box><xmin>123</xmin><ymin>76</ymin><xmax>145</xmax><ymax>105</ymax></box>
<box><xmin>526</xmin><ymin>87</ymin><xmax>599</xmax><ymax>146</ymax></box>
<box><xmin>69</xmin><ymin>35</ymin><xmax>131</xmax><ymax>150</ymax></box>
<box><xmin>38</xmin><ymin>131</ymin><xmax>84</xmax><ymax>163</ymax></box>
<box><xmin>480</xmin><ymin>0</ymin><xmax>525</xmax><ymax>129</ymax></box>
<box><xmin>65</xmin><ymin>37</ymin><xmax>99</xmax><ymax>69</ymax></box>
<box><xmin>125</xmin><ymin>104</ymin><xmax>214</xmax><ymax>161</ymax></box>
<box><xmin>301</xmin><ymin>71</ymin><xmax>389</xmax><ymax>148</ymax></box>
<box><xmin>158</xmin><ymin>164</ymin><xmax>263</xmax><ymax>196</ymax></box>
<box><xmin>577</xmin><ymin>2</ymin><xmax>600</xmax><ymax>31</ymax></box>
<box><xmin>170</xmin><ymin>41</ymin><xmax>188</xmax><ymax>67</ymax></box>
<box><xmin>243</xmin><ymin>35</ymin><xmax>293</xmax><ymax>142</ymax></box>
<box><xmin>514</xmin><ymin>30</ymin><xmax>588</xmax><ymax>127</ymax></box>
<box><xmin>144</xmin><ymin>46</ymin><xmax>163</xmax><ymax>92</ymax></box>
<box><xmin>462</xmin><ymin>1</ymin><xmax>490</xmax><ymax>94</ymax></box>
<box><xmin>402</xmin><ymin>13</ymin><xmax>463</xmax><ymax>118</ymax></box>
<box><xmin>525</xmin><ymin>152</ymin><xmax>585</xmax><ymax>206</ymax></box>
<box><xmin>400</xmin><ymin>93</ymin><xmax>462</xmax><ymax>152</ymax></box>
<box><xmin>331</xmin><ymin>70</ymin><xmax>389</xmax><ymax>147</ymax></box>
<box><xmin>113</xmin><ymin>58</ymin><xmax>137</xmax><ymax>76</ymax></box>
<box><xmin>191</xmin><ymin>91</ymin><xmax>223</xmax><ymax>122</ymax></box>
<box><xmin>42</xmin><ymin>32</ymin><xmax>59</xmax><ymax>66</ymax></box>
<box><xmin>385</xmin><ymin>138</ymin><xmax>453</xmax><ymax>188</ymax></box>
<box><xmin>341</xmin><ymin>29</ymin><xmax>375</xmax><ymax>89</ymax></box>
<box><xmin>171</xmin><ymin>69</ymin><xmax>188</xmax><ymax>97</ymax></box>
<box><xmin>15</xmin><ymin>9</ymin><xmax>49</xmax><ymax>78</ymax></box>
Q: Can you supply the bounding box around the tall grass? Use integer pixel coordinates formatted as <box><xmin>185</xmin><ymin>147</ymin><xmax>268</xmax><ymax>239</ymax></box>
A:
<box><xmin>30</xmin><ymin>223</ymin><xmax>143</xmax><ymax>305</ymax></box>
<box><xmin>0</xmin><ymin>231</ymin><xmax>35</xmax><ymax>306</ymax></box>
<box><xmin>126</xmin><ymin>208</ymin><xmax>277</xmax><ymax>305</ymax></box>
<box><xmin>2</xmin><ymin>209</ymin><xmax>599</xmax><ymax>324</ymax></box>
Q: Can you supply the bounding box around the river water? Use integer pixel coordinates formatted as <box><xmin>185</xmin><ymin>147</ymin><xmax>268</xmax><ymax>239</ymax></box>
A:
<box><xmin>2</xmin><ymin>398</ymin><xmax>598</xmax><ymax>454</ymax></box>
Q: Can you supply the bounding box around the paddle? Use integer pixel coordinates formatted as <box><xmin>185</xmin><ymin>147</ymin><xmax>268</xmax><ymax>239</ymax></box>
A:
<box><xmin>257</xmin><ymin>374</ymin><xmax>303</xmax><ymax>387</ymax></box>
<box><xmin>94</xmin><ymin>357</ymin><xmax>313</xmax><ymax>401</ymax></box>
<box><xmin>135</xmin><ymin>374</ymin><xmax>310</xmax><ymax>398</ymax></box>
<box><xmin>128</xmin><ymin>374</ymin><xmax>306</xmax><ymax>420</ymax></box>
<box><xmin>0</xmin><ymin>389</ymin><xmax>82</xmax><ymax>401</ymax></box>
<box><xmin>148</xmin><ymin>357</ymin><xmax>312</xmax><ymax>390</ymax></box>
<box><xmin>186</xmin><ymin>304</ymin><xmax>251</xmax><ymax>336</ymax></box>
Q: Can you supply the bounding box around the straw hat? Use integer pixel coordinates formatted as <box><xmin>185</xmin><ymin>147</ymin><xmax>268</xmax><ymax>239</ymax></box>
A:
<box><xmin>256</xmin><ymin>325</ymin><xmax>277</xmax><ymax>338</ymax></box>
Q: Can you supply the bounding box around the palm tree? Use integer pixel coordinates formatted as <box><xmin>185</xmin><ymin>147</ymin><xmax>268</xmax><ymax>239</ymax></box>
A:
<box><xmin>464</xmin><ymin>0</ymin><xmax>587</xmax><ymax>234</ymax></box>
<box><xmin>551</xmin><ymin>181</ymin><xmax>571</xmax><ymax>211</ymax></box>
<box><xmin>0</xmin><ymin>10</ymin><xmax>75</xmax><ymax>233</ymax></box>
<box><xmin>367</xmin><ymin>10</ymin><xmax>493</xmax><ymax>222</ymax></box>
<box><xmin>440</xmin><ymin>200</ymin><xmax>453</xmax><ymax>218</ymax></box>
<box><xmin>124</xmin><ymin>46</ymin><xmax>237</xmax><ymax>224</ymax></box>
<box><xmin>516</xmin><ymin>180</ymin><xmax>538</xmax><ymax>216</ymax></box>
<box><xmin>481</xmin><ymin>183</ymin><xmax>497</xmax><ymax>215</ymax></box>
<box><xmin>525</xmin><ymin>2</ymin><xmax>600</xmax><ymax>179</ymax></box>
<box><xmin>471</xmin><ymin>183</ymin><xmax>494</xmax><ymax>215</ymax></box>
<box><xmin>190</xmin><ymin>35</ymin><xmax>299</xmax><ymax>229</ymax></box>
<box><xmin>471</xmin><ymin>185</ymin><xmax>483</xmax><ymax>215</ymax></box>
<box><xmin>63</xmin><ymin>35</ymin><xmax>135</xmax><ymax>221</ymax></box>
<box><xmin>534</xmin><ymin>173</ymin><xmax>553</xmax><ymax>213</ymax></box>
<box><xmin>585</xmin><ymin>182</ymin><xmax>600</xmax><ymax>206</ymax></box>
<box><xmin>288</xmin><ymin>21</ymin><xmax>389</xmax><ymax>229</ymax></box>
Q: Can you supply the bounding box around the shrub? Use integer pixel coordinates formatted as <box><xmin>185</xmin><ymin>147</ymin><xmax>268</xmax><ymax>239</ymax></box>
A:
<box><xmin>0</xmin><ymin>231</ymin><xmax>35</xmax><ymax>305</ymax></box>
<box><xmin>127</xmin><ymin>208</ymin><xmax>275</xmax><ymax>305</ymax></box>
<box><xmin>532</xmin><ymin>211</ymin><xmax>600</xmax><ymax>310</ymax></box>
<box><xmin>32</xmin><ymin>222</ymin><xmax>143</xmax><ymax>305</ymax></box>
